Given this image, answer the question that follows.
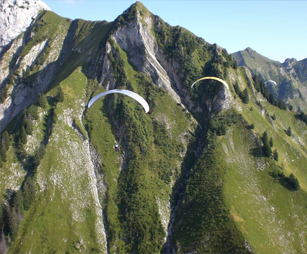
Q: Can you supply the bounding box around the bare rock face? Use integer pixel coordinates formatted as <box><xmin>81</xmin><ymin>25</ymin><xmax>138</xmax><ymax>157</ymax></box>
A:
<box><xmin>0</xmin><ymin>0</ymin><xmax>50</xmax><ymax>50</ymax></box>
<box><xmin>112</xmin><ymin>12</ymin><xmax>182</xmax><ymax>104</ymax></box>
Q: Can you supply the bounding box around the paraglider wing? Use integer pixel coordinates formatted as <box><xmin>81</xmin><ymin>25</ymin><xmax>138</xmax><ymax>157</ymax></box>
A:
<box><xmin>87</xmin><ymin>89</ymin><xmax>150</xmax><ymax>113</ymax></box>
<box><xmin>191</xmin><ymin>77</ymin><xmax>229</xmax><ymax>90</ymax></box>
<box><xmin>265</xmin><ymin>80</ymin><xmax>277</xmax><ymax>86</ymax></box>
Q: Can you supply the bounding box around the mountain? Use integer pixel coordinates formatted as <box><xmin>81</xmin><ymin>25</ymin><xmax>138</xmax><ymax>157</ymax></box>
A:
<box><xmin>0</xmin><ymin>0</ymin><xmax>51</xmax><ymax>50</ymax></box>
<box><xmin>232</xmin><ymin>47</ymin><xmax>307</xmax><ymax>112</ymax></box>
<box><xmin>1</xmin><ymin>1</ymin><xmax>307</xmax><ymax>254</ymax></box>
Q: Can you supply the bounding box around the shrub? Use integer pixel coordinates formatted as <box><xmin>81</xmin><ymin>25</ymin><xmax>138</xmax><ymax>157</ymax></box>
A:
<box><xmin>273</xmin><ymin>150</ymin><xmax>279</xmax><ymax>161</ymax></box>
<box><xmin>269</xmin><ymin>137</ymin><xmax>273</xmax><ymax>147</ymax></box>
<box><xmin>288</xmin><ymin>173</ymin><xmax>300</xmax><ymax>191</ymax></box>
<box><xmin>262</xmin><ymin>131</ymin><xmax>271</xmax><ymax>157</ymax></box>
<box><xmin>286</xmin><ymin>127</ymin><xmax>292</xmax><ymax>136</ymax></box>
<box><xmin>55</xmin><ymin>87</ymin><xmax>64</xmax><ymax>103</ymax></box>
<box><xmin>37</xmin><ymin>93</ymin><xmax>47</xmax><ymax>109</ymax></box>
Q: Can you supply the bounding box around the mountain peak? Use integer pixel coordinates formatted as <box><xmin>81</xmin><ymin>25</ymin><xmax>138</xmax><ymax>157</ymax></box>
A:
<box><xmin>133</xmin><ymin>1</ymin><xmax>146</xmax><ymax>9</ymax></box>
<box><xmin>0</xmin><ymin>0</ymin><xmax>51</xmax><ymax>49</ymax></box>
<box><xmin>129</xmin><ymin>1</ymin><xmax>149</xmax><ymax>13</ymax></box>
<box><xmin>245</xmin><ymin>47</ymin><xmax>255</xmax><ymax>53</ymax></box>
<box><xmin>113</xmin><ymin>1</ymin><xmax>152</xmax><ymax>29</ymax></box>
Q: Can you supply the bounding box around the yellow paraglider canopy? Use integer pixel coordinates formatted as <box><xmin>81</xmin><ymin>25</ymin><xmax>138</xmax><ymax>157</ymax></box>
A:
<box><xmin>191</xmin><ymin>77</ymin><xmax>229</xmax><ymax>90</ymax></box>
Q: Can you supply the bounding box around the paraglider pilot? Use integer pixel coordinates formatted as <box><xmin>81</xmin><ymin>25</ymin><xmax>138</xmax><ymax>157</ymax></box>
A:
<box><xmin>114</xmin><ymin>144</ymin><xmax>120</xmax><ymax>152</ymax></box>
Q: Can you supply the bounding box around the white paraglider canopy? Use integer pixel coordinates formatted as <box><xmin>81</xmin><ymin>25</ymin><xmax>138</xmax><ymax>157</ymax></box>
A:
<box><xmin>265</xmin><ymin>80</ymin><xmax>277</xmax><ymax>86</ymax></box>
<box><xmin>88</xmin><ymin>89</ymin><xmax>150</xmax><ymax>113</ymax></box>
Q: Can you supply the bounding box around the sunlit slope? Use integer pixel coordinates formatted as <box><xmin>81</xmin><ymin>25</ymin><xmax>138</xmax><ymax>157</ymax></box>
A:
<box><xmin>223</xmin><ymin>122</ymin><xmax>307</xmax><ymax>254</ymax></box>
<box><xmin>1</xmin><ymin>2</ymin><xmax>307</xmax><ymax>254</ymax></box>
<box><xmin>172</xmin><ymin>64</ymin><xmax>307</xmax><ymax>253</ymax></box>
<box><xmin>8</xmin><ymin>68</ymin><xmax>107</xmax><ymax>253</ymax></box>
<box><xmin>223</xmin><ymin>76</ymin><xmax>307</xmax><ymax>253</ymax></box>
<box><xmin>232</xmin><ymin>48</ymin><xmax>307</xmax><ymax>112</ymax></box>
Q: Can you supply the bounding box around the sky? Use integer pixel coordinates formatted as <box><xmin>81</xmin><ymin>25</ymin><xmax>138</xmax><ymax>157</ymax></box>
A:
<box><xmin>43</xmin><ymin>0</ymin><xmax>307</xmax><ymax>63</ymax></box>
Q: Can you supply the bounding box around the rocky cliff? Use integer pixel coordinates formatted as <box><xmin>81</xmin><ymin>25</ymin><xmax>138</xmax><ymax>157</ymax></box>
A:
<box><xmin>0</xmin><ymin>0</ymin><xmax>50</xmax><ymax>50</ymax></box>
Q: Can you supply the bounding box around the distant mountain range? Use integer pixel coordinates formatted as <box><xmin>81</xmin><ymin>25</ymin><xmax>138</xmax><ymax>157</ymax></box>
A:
<box><xmin>232</xmin><ymin>47</ymin><xmax>307</xmax><ymax>111</ymax></box>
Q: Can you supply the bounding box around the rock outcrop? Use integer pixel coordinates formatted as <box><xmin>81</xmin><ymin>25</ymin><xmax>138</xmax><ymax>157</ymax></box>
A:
<box><xmin>0</xmin><ymin>0</ymin><xmax>50</xmax><ymax>51</ymax></box>
<box><xmin>112</xmin><ymin>11</ymin><xmax>182</xmax><ymax>103</ymax></box>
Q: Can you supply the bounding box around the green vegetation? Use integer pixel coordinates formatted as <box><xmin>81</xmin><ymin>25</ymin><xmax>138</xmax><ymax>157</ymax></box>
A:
<box><xmin>233</xmin><ymin>83</ymin><xmax>249</xmax><ymax>104</ymax></box>
<box><xmin>273</xmin><ymin>149</ymin><xmax>279</xmax><ymax>161</ymax></box>
<box><xmin>37</xmin><ymin>94</ymin><xmax>47</xmax><ymax>109</ymax></box>
<box><xmin>1</xmin><ymin>2</ymin><xmax>307</xmax><ymax>253</ymax></box>
<box><xmin>55</xmin><ymin>87</ymin><xmax>64</xmax><ymax>103</ymax></box>
<box><xmin>286</xmin><ymin>126</ymin><xmax>292</xmax><ymax>136</ymax></box>
<box><xmin>0</xmin><ymin>85</ymin><xmax>9</xmax><ymax>103</ymax></box>
<box><xmin>252</xmin><ymin>75</ymin><xmax>287</xmax><ymax>110</ymax></box>
<box><xmin>173</xmin><ymin>129</ymin><xmax>249</xmax><ymax>254</ymax></box>
<box><xmin>262</xmin><ymin>131</ymin><xmax>272</xmax><ymax>157</ymax></box>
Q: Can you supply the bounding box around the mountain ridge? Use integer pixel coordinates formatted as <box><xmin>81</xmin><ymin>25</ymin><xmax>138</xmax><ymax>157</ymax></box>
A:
<box><xmin>0</xmin><ymin>1</ymin><xmax>307</xmax><ymax>254</ymax></box>
<box><xmin>232</xmin><ymin>47</ymin><xmax>307</xmax><ymax>112</ymax></box>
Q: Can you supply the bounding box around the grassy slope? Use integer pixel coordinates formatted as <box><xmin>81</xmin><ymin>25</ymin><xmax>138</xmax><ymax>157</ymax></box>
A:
<box><xmin>173</xmin><ymin>64</ymin><xmax>307</xmax><ymax>253</ymax></box>
<box><xmin>222</xmin><ymin>68</ymin><xmax>307</xmax><ymax>253</ymax></box>
<box><xmin>9</xmin><ymin>68</ymin><xmax>106</xmax><ymax>253</ymax></box>
<box><xmin>222</xmin><ymin>122</ymin><xmax>307</xmax><ymax>254</ymax></box>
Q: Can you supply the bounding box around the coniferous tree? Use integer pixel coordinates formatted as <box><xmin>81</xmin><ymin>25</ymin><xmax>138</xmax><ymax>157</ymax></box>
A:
<box><xmin>12</xmin><ymin>191</ymin><xmax>24</xmax><ymax>213</ymax></box>
<box><xmin>262</xmin><ymin>131</ymin><xmax>272</xmax><ymax>157</ymax></box>
<box><xmin>0</xmin><ymin>85</ymin><xmax>8</xmax><ymax>103</ymax></box>
<box><xmin>253</xmin><ymin>75</ymin><xmax>260</xmax><ymax>91</ymax></box>
<box><xmin>232</xmin><ymin>60</ymin><xmax>238</xmax><ymax>69</ymax></box>
<box><xmin>1</xmin><ymin>131</ymin><xmax>10</xmax><ymax>150</ymax></box>
<box><xmin>8</xmin><ymin>207</ymin><xmax>19</xmax><ymax>240</ymax></box>
<box><xmin>16</xmin><ymin>137</ymin><xmax>27</xmax><ymax>161</ymax></box>
<box><xmin>55</xmin><ymin>87</ymin><xmax>64</xmax><ymax>103</ymax></box>
<box><xmin>220</xmin><ymin>124</ymin><xmax>227</xmax><ymax>136</ymax></box>
<box><xmin>289</xmin><ymin>173</ymin><xmax>300</xmax><ymax>191</ymax></box>
<box><xmin>24</xmin><ymin>116</ymin><xmax>33</xmax><ymax>135</ymax></box>
<box><xmin>287</xmin><ymin>127</ymin><xmax>292</xmax><ymax>136</ymax></box>
<box><xmin>273</xmin><ymin>150</ymin><xmax>279</xmax><ymax>161</ymax></box>
<box><xmin>278</xmin><ymin>100</ymin><xmax>287</xmax><ymax>110</ymax></box>
<box><xmin>20</xmin><ymin>126</ymin><xmax>27</xmax><ymax>144</ymax></box>
<box><xmin>299</xmin><ymin>111</ymin><xmax>307</xmax><ymax>124</ymax></box>
<box><xmin>269</xmin><ymin>137</ymin><xmax>273</xmax><ymax>147</ymax></box>
<box><xmin>0</xmin><ymin>140</ymin><xmax>8</xmax><ymax>163</ymax></box>
<box><xmin>37</xmin><ymin>93</ymin><xmax>47</xmax><ymax>109</ymax></box>
<box><xmin>262</xmin><ymin>131</ymin><xmax>268</xmax><ymax>144</ymax></box>
<box><xmin>28</xmin><ymin>105</ymin><xmax>38</xmax><ymax>120</ymax></box>
<box><xmin>242</xmin><ymin>88</ymin><xmax>249</xmax><ymax>104</ymax></box>
<box><xmin>22</xmin><ymin>177</ymin><xmax>36</xmax><ymax>210</ymax></box>
<box><xmin>0</xmin><ymin>131</ymin><xmax>9</xmax><ymax>164</ymax></box>
<box><xmin>33</xmin><ymin>144</ymin><xmax>46</xmax><ymax>167</ymax></box>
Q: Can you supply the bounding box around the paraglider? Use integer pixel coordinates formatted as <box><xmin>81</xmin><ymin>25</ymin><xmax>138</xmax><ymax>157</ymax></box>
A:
<box><xmin>87</xmin><ymin>89</ymin><xmax>150</xmax><ymax>113</ymax></box>
<box><xmin>191</xmin><ymin>77</ymin><xmax>229</xmax><ymax>90</ymax></box>
<box><xmin>265</xmin><ymin>80</ymin><xmax>277</xmax><ymax>86</ymax></box>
